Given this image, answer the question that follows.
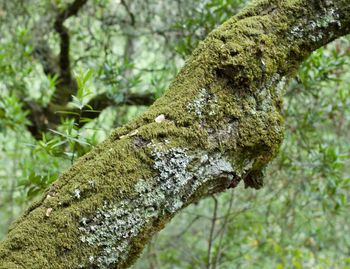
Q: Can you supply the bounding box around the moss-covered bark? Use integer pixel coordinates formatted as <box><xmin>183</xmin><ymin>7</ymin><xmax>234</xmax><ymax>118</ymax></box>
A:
<box><xmin>1</xmin><ymin>0</ymin><xmax>350</xmax><ymax>268</ymax></box>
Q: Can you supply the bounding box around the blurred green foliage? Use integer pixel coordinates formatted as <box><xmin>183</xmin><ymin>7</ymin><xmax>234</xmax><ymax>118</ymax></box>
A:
<box><xmin>0</xmin><ymin>0</ymin><xmax>350</xmax><ymax>268</ymax></box>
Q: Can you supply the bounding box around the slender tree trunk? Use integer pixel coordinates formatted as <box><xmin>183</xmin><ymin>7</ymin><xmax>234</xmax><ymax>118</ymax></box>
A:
<box><xmin>0</xmin><ymin>1</ymin><xmax>349</xmax><ymax>268</ymax></box>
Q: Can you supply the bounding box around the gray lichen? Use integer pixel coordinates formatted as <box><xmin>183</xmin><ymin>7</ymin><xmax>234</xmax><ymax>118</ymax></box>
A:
<box><xmin>88</xmin><ymin>180</ymin><xmax>96</xmax><ymax>188</ymax></box>
<box><xmin>79</xmin><ymin>200</ymin><xmax>145</xmax><ymax>268</ymax></box>
<box><xmin>187</xmin><ymin>88</ymin><xmax>209</xmax><ymax>118</ymax></box>
<box><xmin>150</xmin><ymin>145</ymin><xmax>239</xmax><ymax>210</ymax></box>
<box><xmin>153</xmin><ymin>147</ymin><xmax>192</xmax><ymax>195</ymax></box>
<box><xmin>275</xmin><ymin>76</ymin><xmax>287</xmax><ymax>96</ymax></box>
<box><xmin>73</xmin><ymin>188</ymin><xmax>81</xmax><ymax>199</ymax></box>
<box><xmin>78</xmin><ymin>145</ymin><xmax>240</xmax><ymax>268</ymax></box>
<box><xmin>290</xmin><ymin>5</ymin><xmax>341</xmax><ymax>42</ymax></box>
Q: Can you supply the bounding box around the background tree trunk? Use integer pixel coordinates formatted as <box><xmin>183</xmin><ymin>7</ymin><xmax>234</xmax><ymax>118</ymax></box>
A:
<box><xmin>0</xmin><ymin>0</ymin><xmax>349</xmax><ymax>268</ymax></box>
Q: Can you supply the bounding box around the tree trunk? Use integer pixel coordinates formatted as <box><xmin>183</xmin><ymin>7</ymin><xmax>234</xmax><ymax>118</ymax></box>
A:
<box><xmin>1</xmin><ymin>1</ymin><xmax>349</xmax><ymax>268</ymax></box>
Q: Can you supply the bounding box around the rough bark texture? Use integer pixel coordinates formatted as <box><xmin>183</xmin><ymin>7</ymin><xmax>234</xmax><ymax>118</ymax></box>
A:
<box><xmin>1</xmin><ymin>0</ymin><xmax>350</xmax><ymax>268</ymax></box>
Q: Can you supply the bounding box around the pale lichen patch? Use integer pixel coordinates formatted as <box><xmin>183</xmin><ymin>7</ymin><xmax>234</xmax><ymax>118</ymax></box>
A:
<box><xmin>154</xmin><ymin>114</ymin><xmax>166</xmax><ymax>123</ymax></box>
<box><xmin>79</xmin><ymin>145</ymin><xmax>240</xmax><ymax>268</ymax></box>
<box><xmin>79</xmin><ymin>200</ymin><xmax>145</xmax><ymax>268</ymax></box>
<box><xmin>187</xmin><ymin>88</ymin><xmax>209</xmax><ymax>118</ymax></box>
<box><xmin>72</xmin><ymin>188</ymin><xmax>81</xmax><ymax>199</ymax></box>
<box><xmin>290</xmin><ymin>5</ymin><xmax>341</xmax><ymax>43</ymax></box>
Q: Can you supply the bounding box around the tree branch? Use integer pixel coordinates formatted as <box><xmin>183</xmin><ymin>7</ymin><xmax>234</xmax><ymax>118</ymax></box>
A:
<box><xmin>25</xmin><ymin>91</ymin><xmax>156</xmax><ymax>139</ymax></box>
<box><xmin>28</xmin><ymin>0</ymin><xmax>152</xmax><ymax>138</ymax></box>
<box><xmin>53</xmin><ymin>0</ymin><xmax>88</xmax><ymax>104</ymax></box>
<box><xmin>1</xmin><ymin>1</ymin><xmax>350</xmax><ymax>268</ymax></box>
<box><xmin>32</xmin><ymin>0</ymin><xmax>89</xmax><ymax>104</ymax></box>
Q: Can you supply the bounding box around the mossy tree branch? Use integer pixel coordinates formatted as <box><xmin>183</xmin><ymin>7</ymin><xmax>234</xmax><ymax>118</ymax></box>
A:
<box><xmin>1</xmin><ymin>0</ymin><xmax>350</xmax><ymax>268</ymax></box>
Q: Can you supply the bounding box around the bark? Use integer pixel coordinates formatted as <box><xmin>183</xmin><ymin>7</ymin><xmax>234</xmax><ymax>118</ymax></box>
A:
<box><xmin>1</xmin><ymin>0</ymin><xmax>349</xmax><ymax>268</ymax></box>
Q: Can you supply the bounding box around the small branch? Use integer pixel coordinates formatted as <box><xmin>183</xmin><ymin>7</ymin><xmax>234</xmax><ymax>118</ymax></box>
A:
<box><xmin>53</xmin><ymin>0</ymin><xmax>88</xmax><ymax>104</ymax></box>
<box><xmin>207</xmin><ymin>195</ymin><xmax>218</xmax><ymax>269</ymax></box>
<box><xmin>32</xmin><ymin>42</ymin><xmax>59</xmax><ymax>77</ymax></box>
<box><xmin>32</xmin><ymin>0</ymin><xmax>88</xmax><ymax>105</ymax></box>
<box><xmin>120</xmin><ymin>0</ymin><xmax>135</xmax><ymax>26</ymax></box>
<box><xmin>24</xmin><ymin>91</ymin><xmax>156</xmax><ymax>139</ymax></box>
<box><xmin>212</xmin><ymin>191</ymin><xmax>235</xmax><ymax>269</ymax></box>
